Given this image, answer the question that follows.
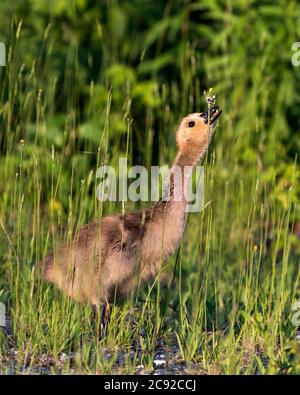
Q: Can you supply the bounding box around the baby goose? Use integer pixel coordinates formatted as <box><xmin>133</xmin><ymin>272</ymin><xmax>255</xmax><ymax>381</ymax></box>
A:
<box><xmin>40</xmin><ymin>106</ymin><xmax>222</xmax><ymax>308</ymax></box>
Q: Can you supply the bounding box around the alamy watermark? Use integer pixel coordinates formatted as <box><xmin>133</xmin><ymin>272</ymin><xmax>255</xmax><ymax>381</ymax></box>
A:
<box><xmin>96</xmin><ymin>158</ymin><xmax>205</xmax><ymax>213</ymax></box>
<box><xmin>291</xmin><ymin>301</ymin><xmax>300</xmax><ymax>328</ymax></box>
<box><xmin>0</xmin><ymin>302</ymin><xmax>5</xmax><ymax>327</ymax></box>
<box><xmin>291</xmin><ymin>301</ymin><xmax>300</xmax><ymax>344</ymax></box>
<box><xmin>0</xmin><ymin>42</ymin><xmax>6</xmax><ymax>67</ymax></box>
<box><xmin>291</xmin><ymin>42</ymin><xmax>300</xmax><ymax>67</ymax></box>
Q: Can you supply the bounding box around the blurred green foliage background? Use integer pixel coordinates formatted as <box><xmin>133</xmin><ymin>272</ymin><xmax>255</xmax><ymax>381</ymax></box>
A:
<box><xmin>1</xmin><ymin>0</ymin><xmax>299</xmax><ymax>168</ymax></box>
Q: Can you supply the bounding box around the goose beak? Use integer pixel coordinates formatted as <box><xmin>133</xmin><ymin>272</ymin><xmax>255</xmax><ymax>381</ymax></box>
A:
<box><xmin>200</xmin><ymin>105</ymin><xmax>222</xmax><ymax>125</ymax></box>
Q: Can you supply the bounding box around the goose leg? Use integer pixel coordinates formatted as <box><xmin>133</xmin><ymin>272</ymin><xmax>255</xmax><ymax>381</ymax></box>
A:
<box><xmin>100</xmin><ymin>302</ymin><xmax>111</xmax><ymax>336</ymax></box>
<box><xmin>92</xmin><ymin>303</ymin><xmax>112</xmax><ymax>337</ymax></box>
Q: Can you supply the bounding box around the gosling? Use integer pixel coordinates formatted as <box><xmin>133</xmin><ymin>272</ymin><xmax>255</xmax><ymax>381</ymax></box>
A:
<box><xmin>40</xmin><ymin>106</ymin><xmax>222</xmax><ymax>308</ymax></box>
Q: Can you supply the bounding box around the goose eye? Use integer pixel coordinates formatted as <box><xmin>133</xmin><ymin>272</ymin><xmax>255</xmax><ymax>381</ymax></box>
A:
<box><xmin>188</xmin><ymin>121</ymin><xmax>195</xmax><ymax>128</ymax></box>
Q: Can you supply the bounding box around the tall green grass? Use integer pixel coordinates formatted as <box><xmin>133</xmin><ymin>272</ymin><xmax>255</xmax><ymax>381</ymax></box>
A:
<box><xmin>0</xmin><ymin>0</ymin><xmax>299</xmax><ymax>374</ymax></box>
